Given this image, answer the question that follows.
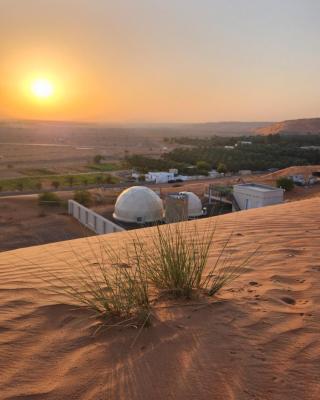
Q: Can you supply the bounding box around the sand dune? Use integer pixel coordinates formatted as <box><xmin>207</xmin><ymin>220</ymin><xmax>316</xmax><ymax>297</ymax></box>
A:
<box><xmin>256</xmin><ymin>118</ymin><xmax>320</xmax><ymax>135</ymax></box>
<box><xmin>264</xmin><ymin>165</ymin><xmax>320</xmax><ymax>179</ymax></box>
<box><xmin>0</xmin><ymin>198</ymin><xmax>320</xmax><ymax>399</ymax></box>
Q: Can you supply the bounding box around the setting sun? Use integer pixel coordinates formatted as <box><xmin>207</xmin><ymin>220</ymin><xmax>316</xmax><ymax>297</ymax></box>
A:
<box><xmin>31</xmin><ymin>78</ymin><xmax>54</xmax><ymax>98</ymax></box>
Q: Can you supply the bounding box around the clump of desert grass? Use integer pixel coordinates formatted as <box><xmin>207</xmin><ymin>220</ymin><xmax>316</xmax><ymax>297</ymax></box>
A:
<box><xmin>20</xmin><ymin>218</ymin><xmax>257</xmax><ymax>331</ymax></box>
<box><xmin>58</xmin><ymin>240</ymin><xmax>151</xmax><ymax>329</ymax></box>
<box><xmin>132</xmin><ymin>220</ymin><xmax>257</xmax><ymax>299</ymax></box>
<box><xmin>17</xmin><ymin>237</ymin><xmax>151</xmax><ymax>329</ymax></box>
<box><xmin>134</xmin><ymin>222</ymin><xmax>213</xmax><ymax>298</ymax></box>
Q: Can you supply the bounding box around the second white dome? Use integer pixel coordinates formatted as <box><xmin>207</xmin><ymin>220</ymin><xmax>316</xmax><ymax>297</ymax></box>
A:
<box><xmin>179</xmin><ymin>191</ymin><xmax>203</xmax><ymax>217</ymax></box>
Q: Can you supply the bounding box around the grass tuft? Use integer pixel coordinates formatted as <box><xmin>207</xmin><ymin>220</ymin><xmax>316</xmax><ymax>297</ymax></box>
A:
<box><xmin>39</xmin><ymin>237</ymin><xmax>151</xmax><ymax>329</ymax></box>
<box><xmin>129</xmin><ymin>220</ymin><xmax>257</xmax><ymax>299</ymax></box>
<box><xmin>137</xmin><ymin>222</ymin><xmax>215</xmax><ymax>298</ymax></box>
<box><xmin>21</xmin><ymin>218</ymin><xmax>257</xmax><ymax>332</ymax></box>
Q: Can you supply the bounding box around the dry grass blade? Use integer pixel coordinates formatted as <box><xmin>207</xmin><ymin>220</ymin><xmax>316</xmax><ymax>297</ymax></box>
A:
<box><xmin>128</xmin><ymin>219</ymin><xmax>257</xmax><ymax>299</ymax></box>
<box><xmin>16</xmin><ymin>236</ymin><xmax>151</xmax><ymax>328</ymax></box>
<box><xmin>13</xmin><ymin>215</ymin><xmax>258</xmax><ymax>333</ymax></box>
<box><xmin>131</xmin><ymin>220</ymin><xmax>217</xmax><ymax>298</ymax></box>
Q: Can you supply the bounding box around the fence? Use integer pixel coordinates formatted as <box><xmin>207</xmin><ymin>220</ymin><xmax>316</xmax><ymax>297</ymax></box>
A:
<box><xmin>68</xmin><ymin>200</ymin><xmax>124</xmax><ymax>235</ymax></box>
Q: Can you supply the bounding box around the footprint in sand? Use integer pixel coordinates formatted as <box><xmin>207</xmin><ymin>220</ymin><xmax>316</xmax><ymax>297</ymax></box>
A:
<box><xmin>281</xmin><ymin>296</ymin><xmax>296</xmax><ymax>305</ymax></box>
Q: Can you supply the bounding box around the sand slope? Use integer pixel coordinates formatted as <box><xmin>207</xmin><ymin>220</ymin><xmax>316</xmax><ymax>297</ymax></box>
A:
<box><xmin>264</xmin><ymin>165</ymin><xmax>320</xmax><ymax>180</ymax></box>
<box><xmin>0</xmin><ymin>198</ymin><xmax>320</xmax><ymax>400</ymax></box>
<box><xmin>256</xmin><ymin>118</ymin><xmax>320</xmax><ymax>135</ymax></box>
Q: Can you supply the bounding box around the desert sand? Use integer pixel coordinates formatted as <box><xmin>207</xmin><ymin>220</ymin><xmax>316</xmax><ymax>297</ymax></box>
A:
<box><xmin>0</xmin><ymin>198</ymin><xmax>320</xmax><ymax>399</ymax></box>
<box><xmin>263</xmin><ymin>165</ymin><xmax>320</xmax><ymax>180</ymax></box>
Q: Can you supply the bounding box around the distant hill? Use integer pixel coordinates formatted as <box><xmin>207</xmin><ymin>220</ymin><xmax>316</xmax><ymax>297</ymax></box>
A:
<box><xmin>169</xmin><ymin>121</ymin><xmax>271</xmax><ymax>136</ymax></box>
<box><xmin>4</xmin><ymin>118</ymin><xmax>320</xmax><ymax>139</ymax></box>
<box><xmin>0</xmin><ymin>119</ymin><xmax>272</xmax><ymax>142</ymax></box>
<box><xmin>256</xmin><ymin>118</ymin><xmax>320</xmax><ymax>136</ymax></box>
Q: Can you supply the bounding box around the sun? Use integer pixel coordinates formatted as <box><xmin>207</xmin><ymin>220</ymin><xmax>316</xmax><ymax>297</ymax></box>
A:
<box><xmin>31</xmin><ymin>78</ymin><xmax>54</xmax><ymax>98</ymax></box>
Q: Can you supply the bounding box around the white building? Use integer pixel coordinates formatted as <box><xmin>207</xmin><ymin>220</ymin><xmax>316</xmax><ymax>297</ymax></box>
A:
<box><xmin>113</xmin><ymin>186</ymin><xmax>164</xmax><ymax>224</ymax></box>
<box><xmin>239</xmin><ymin>170</ymin><xmax>252</xmax><ymax>176</ymax></box>
<box><xmin>132</xmin><ymin>171</ymin><xmax>143</xmax><ymax>181</ymax></box>
<box><xmin>239</xmin><ymin>141</ymin><xmax>252</xmax><ymax>145</ymax></box>
<box><xmin>178</xmin><ymin>191</ymin><xmax>203</xmax><ymax>218</ymax></box>
<box><xmin>209</xmin><ymin>169</ymin><xmax>222</xmax><ymax>178</ymax></box>
<box><xmin>145</xmin><ymin>171</ymin><xmax>176</xmax><ymax>184</ymax></box>
<box><xmin>233</xmin><ymin>183</ymin><xmax>284</xmax><ymax>210</ymax></box>
<box><xmin>165</xmin><ymin>191</ymin><xmax>203</xmax><ymax>222</ymax></box>
<box><xmin>287</xmin><ymin>174</ymin><xmax>317</xmax><ymax>186</ymax></box>
<box><xmin>288</xmin><ymin>175</ymin><xmax>305</xmax><ymax>186</ymax></box>
<box><xmin>300</xmin><ymin>146</ymin><xmax>320</xmax><ymax>150</ymax></box>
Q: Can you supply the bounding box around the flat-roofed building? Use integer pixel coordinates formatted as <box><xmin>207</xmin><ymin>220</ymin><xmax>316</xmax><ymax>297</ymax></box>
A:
<box><xmin>239</xmin><ymin>170</ymin><xmax>252</xmax><ymax>176</ymax></box>
<box><xmin>233</xmin><ymin>183</ymin><xmax>284</xmax><ymax>210</ymax></box>
<box><xmin>145</xmin><ymin>171</ymin><xmax>175</xmax><ymax>183</ymax></box>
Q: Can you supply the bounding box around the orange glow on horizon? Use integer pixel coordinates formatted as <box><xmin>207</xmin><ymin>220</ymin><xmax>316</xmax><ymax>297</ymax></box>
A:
<box><xmin>1</xmin><ymin>2</ymin><xmax>320</xmax><ymax>122</ymax></box>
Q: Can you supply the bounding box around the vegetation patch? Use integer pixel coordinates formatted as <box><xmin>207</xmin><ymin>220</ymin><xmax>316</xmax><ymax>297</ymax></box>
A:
<box><xmin>37</xmin><ymin>238</ymin><xmax>151</xmax><ymax>329</ymax></box>
<box><xmin>35</xmin><ymin>221</ymin><xmax>257</xmax><ymax>331</ymax></box>
<box><xmin>133</xmin><ymin>221</ymin><xmax>255</xmax><ymax>299</ymax></box>
<box><xmin>276</xmin><ymin>176</ymin><xmax>294</xmax><ymax>191</ymax></box>
<box><xmin>0</xmin><ymin>177</ymin><xmax>42</xmax><ymax>192</ymax></box>
<box><xmin>38</xmin><ymin>192</ymin><xmax>62</xmax><ymax>206</ymax></box>
<box><xmin>126</xmin><ymin>134</ymin><xmax>320</xmax><ymax>173</ymax></box>
<box><xmin>0</xmin><ymin>173</ymin><xmax>119</xmax><ymax>192</ymax></box>
<box><xmin>73</xmin><ymin>190</ymin><xmax>92</xmax><ymax>207</ymax></box>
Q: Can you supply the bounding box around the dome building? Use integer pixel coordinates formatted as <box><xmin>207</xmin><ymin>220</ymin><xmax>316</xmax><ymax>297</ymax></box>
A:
<box><xmin>113</xmin><ymin>186</ymin><xmax>164</xmax><ymax>224</ymax></box>
<box><xmin>178</xmin><ymin>191</ymin><xmax>203</xmax><ymax>218</ymax></box>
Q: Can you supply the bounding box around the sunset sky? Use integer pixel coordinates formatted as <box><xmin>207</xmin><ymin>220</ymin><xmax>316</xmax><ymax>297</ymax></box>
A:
<box><xmin>0</xmin><ymin>0</ymin><xmax>320</xmax><ymax>123</ymax></box>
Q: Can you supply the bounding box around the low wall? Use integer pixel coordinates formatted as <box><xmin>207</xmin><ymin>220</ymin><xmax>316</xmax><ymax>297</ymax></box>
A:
<box><xmin>68</xmin><ymin>200</ymin><xmax>124</xmax><ymax>235</ymax></box>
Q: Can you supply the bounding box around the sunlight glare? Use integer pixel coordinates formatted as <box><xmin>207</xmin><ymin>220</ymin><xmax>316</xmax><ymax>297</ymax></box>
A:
<box><xmin>31</xmin><ymin>79</ymin><xmax>54</xmax><ymax>98</ymax></box>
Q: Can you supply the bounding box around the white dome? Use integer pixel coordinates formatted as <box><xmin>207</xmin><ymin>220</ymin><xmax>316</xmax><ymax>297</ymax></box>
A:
<box><xmin>179</xmin><ymin>191</ymin><xmax>203</xmax><ymax>217</ymax></box>
<box><xmin>113</xmin><ymin>186</ymin><xmax>164</xmax><ymax>224</ymax></box>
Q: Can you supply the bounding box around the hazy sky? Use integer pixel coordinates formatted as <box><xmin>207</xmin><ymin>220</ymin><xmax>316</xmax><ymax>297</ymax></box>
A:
<box><xmin>1</xmin><ymin>0</ymin><xmax>320</xmax><ymax>122</ymax></box>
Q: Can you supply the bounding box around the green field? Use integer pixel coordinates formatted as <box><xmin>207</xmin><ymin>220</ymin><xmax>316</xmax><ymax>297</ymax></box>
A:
<box><xmin>0</xmin><ymin>172</ymin><xmax>119</xmax><ymax>192</ymax></box>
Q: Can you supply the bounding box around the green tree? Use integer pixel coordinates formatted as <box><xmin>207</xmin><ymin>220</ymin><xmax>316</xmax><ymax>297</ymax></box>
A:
<box><xmin>196</xmin><ymin>160</ymin><xmax>211</xmax><ymax>171</ymax></box>
<box><xmin>74</xmin><ymin>190</ymin><xmax>92</xmax><ymax>207</ymax></box>
<box><xmin>38</xmin><ymin>192</ymin><xmax>61</xmax><ymax>206</ymax></box>
<box><xmin>276</xmin><ymin>177</ymin><xmax>294</xmax><ymax>191</ymax></box>
<box><xmin>217</xmin><ymin>163</ymin><xmax>227</xmax><ymax>174</ymax></box>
